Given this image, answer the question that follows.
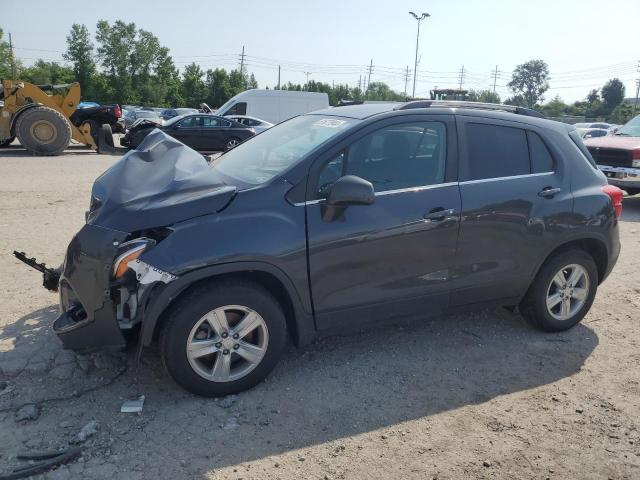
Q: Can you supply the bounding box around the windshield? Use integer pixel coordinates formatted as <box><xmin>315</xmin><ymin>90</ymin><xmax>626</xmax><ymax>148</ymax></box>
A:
<box><xmin>616</xmin><ymin>115</ymin><xmax>640</xmax><ymax>137</ymax></box>
<box><xmin>212</xmin><ymin>115</ymin><xmax>357</xmax><ymax>185</ymax></box>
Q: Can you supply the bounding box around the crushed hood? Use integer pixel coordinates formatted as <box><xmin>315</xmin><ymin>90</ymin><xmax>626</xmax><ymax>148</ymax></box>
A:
<box><xmin>88</xmin><ymin>130</ymin><xmax>236</xmax><ymax>232</ymax></box>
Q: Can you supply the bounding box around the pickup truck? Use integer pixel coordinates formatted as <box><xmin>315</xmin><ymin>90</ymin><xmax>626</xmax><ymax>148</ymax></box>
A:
<box><xmin>584</xmin><ymin>114</ymin><xmax>640</xmax><ymax>195</ymax></box>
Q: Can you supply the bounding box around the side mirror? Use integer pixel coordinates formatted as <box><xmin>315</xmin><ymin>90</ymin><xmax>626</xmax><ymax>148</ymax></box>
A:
<box><xmin>326</xmin><ymin>175</ymin><xmax>375</xmax><ymax>206</ymax></box>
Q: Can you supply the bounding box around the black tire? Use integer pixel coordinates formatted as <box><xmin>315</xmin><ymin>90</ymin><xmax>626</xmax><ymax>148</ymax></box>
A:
<box><xmin>160</xmin><ymin>279</ymin><xmax>287</xmax><ymax>397</ymax></box>
<box><xmin>15</xmin><ymin>106</ymin><xmax>71</xmax><ymax>156</ymax></box>
<box><xmin>0</xmin><ymin>136</ymin><xmax>15</xmax><ymax>147</ymax></box>
<box><xmin>624</xmin><ymin>188</ymin><xmax>640</xmax><ymax>196</ymax></box>
<box><xmin>520</xmin><ymin>249</ymin><xmax>598</xmax><ymax>332</ymax></box>
<box><xmin>84</xmin><ymin>120</ymin><xmax>99</xmax><ymax>146</ymax></box>
<box><xmin>225</xmin><ymin>136</ymin><xmax>241</xmax><ymax>151</ymax></box>
<box><xmin>97</xmin><ymin>124</ymin><xmax>114</xmax><ymax>153</ymax></box>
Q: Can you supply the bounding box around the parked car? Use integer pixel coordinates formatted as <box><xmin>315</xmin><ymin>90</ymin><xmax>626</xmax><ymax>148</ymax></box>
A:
<box><xmin>35</xmin><ymin>100</ymin><xmax>622</xmax><ymax>397</ymax></box>
<box><xmin>584</xmin><ymin>114</ymin><xmax>640</xmax><ymax>195</ymax></box>
<box><xmin>226</xmin><ymin>115</ymin><xmax>274</xmax><ymax>133</ymax></box>
<box><xmin>69</xmin><ymin>103</ymin><xmax>124</xmax><ymax>135</ymax></box>
<box><xmin>123</xmin><ymin>109</ymin><xmax>162</xmax><ymax>129</ymax></box>
<box><xmin>160</xmin><ymin>108</ymin><xmax>199</xmax><ymax>120</ymax></box>
<box><xmin>77</xmin><ymin>101</ymin><xmax>100</xmax><ymax>109</ymax></box>
<box><xmin>120</xmin><ymin>113</ymin><xmax>255</xmax><ymax>151</ymax></box>
<box><xmin>574</xmin><ymin>122</ymin><xmax>611</xmax><ymax>129</ymax></box>
<box><xmin>215</xmin><ymin>89</ymin><xmax>329</xmax><ymax>124</ymax></box>
<box><xmin>576</xmin><ymin>127</ymin><xmax>609</xmax><ymax>139</ymax></box>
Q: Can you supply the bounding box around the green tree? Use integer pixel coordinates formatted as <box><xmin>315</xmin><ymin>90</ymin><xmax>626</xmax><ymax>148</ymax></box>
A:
<box><xmin>64</xmin><ymin>24</ymin><xmax>96</xmax><ymax>97</ymax></box>
<box><xmin>507</xmin><ymin>59</ymin><xmax>550</xmax><ymax>108</ymax></box>
<box><xmin>539</xmin><ymin>95</ymin><xmax>568</xmax><ymax>117</ymax></box>
<box><xmin>610</xmin><ymin>103</ymin><xmax>635</xmax><ymax>124</ymax></box>
<box><xmin>205</xmin><ymin>68</ymin><xmax>231</xmax><ymax>107</ymax></box>
<box><xmin>95</xmin><ymin>20</ymin><xmax>137</xmax><ymax>102</ymax></box>
<box><xmin>181</xmin><ymin>63</ymin><xmax>206</xmax><ymax>107</ymax></box>
<box><xmin>21</xmin><ymin>59</ymin><xmax>74</xmax><ymax>85</ymax></box>
<box><xmin>0</xmin><ymin>27</ymin><xmax>22</xmax><ymax>79</ymax></box>
<box><xmin>601</xmin><ymin>78</ymin><xmax>625</xmax><ymax>117</ymax></box>
<box><xmin>468</xmin><ymin>89</ymin><xmax>501</xmax><ymax>104</ymax></box>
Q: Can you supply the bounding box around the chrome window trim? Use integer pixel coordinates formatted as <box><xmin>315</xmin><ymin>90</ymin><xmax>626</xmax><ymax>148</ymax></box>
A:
<box><xmin>375</xmin><ymin>182</ymin><xmax>458</xmax><ymax>197</ymax></box>
<box><xmin>294</xmin><ymin>172</ymin><xmax>555</xmax><ymax>206</ymax></box>
<box><xmin>293</xmin><ymin>182</ymin><xmax>458</xmax><ymax>206</ymax></box>
<box><xmin>459</xmin><ymin>171</ymin><xmax>554</xmax><ymax>185</ymax></box>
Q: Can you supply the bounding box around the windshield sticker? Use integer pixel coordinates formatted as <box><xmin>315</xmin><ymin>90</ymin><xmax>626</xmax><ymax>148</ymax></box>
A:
<box><xmin>313</xmin><ymin>118</ymin><xmax>347</xmax><ymax>128</ymax></box>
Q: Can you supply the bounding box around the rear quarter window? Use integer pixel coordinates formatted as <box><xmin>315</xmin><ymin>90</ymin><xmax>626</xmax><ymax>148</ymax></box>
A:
<box><xmin>528</xmin><ymin>131</ymin><xmax>554</xmax><ymax>173</ymax></box>
<box><xmin>568</xmin><ymin>130</ymin><xmax>598</xmax><ymax>169</ymax></box>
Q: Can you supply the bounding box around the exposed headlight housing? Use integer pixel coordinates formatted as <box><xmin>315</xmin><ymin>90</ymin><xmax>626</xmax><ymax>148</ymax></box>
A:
<box><xmin>632</xmin><ymin>159</ymin><xmax>640</xmax><ymax>168</ymax></box>
<box><xmin>113</xmin><ymin>238</ymin><xmax>155</xmax><ymax>279</ymax></box>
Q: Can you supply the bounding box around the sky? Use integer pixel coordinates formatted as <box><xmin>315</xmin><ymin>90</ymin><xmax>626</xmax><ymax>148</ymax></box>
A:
<box><xmin>3</xmin><ymin>0</ymin><xmax>639</xmax><ymax>103</ymax></box>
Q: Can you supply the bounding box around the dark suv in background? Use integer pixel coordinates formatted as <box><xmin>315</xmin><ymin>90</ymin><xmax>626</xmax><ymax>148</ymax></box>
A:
<box><xmin>40</xmin><ymin>101</ymin><xmax>621</xmax><ymax>396</ymax></box>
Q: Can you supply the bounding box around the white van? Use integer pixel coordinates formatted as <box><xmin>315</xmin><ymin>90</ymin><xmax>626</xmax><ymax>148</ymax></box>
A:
<box><xmin>215</xmin><ymin>89</ymin><xmax>329</xmax><ymax>124</ymax></box>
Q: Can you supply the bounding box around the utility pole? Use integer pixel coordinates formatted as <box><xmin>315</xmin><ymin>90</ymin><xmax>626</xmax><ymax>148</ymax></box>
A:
<box><xmin>366</xmin><ymin>58</ymin><xmax>373</xmax><ymax>97</ymax></box>
<box><xmin>635</xmin><ymin>61</ymin><xmax>640</xmax><ymax>114</ymax></box>
<box><xmin>8</xmin><ymin>32</ymin><xmax>16</xmax><ymax>79</ymax></box>
<box><xmin>304</xmin><ymin>71</ymin><xmax>311</xmax><ymax>90</ymax></box>
<box><xmin>409</xmin><ymin>12</ymin><xmax>430</xmax><ymax>98</ymax></box>
<box><xmin>458</xmin><ymin>65</ymin><xmax>465</xmax><ymax>90</ymax></box>
<box><xmin>239</xmin><ymin>45</ymin><xmax>246</xmax><ymax>88</ymax></box>
<box><xmin>358</xmin><ymin>75</ymin><xmax>362</xmax><ymax>92</ymax></box>
<box><xmin>403</xmin><ymin>65</ymin><xmax>410</xmax><ymax>98</ymax></box>
<box><xmin>277</xmin><ymin>65</ymin><xmax>281</xmax><ymax>90</ymax></box>
<box><xmin>492</xmin><ymin>65</ymin><xmax>499</xmax><ymax>94</ymax></box>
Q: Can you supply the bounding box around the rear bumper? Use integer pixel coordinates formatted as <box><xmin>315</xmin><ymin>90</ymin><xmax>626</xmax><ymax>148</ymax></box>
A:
<box><xmin>55</xmin><ymin>224</ymin><xmax>129</xmax><ymax>351</ymax></box>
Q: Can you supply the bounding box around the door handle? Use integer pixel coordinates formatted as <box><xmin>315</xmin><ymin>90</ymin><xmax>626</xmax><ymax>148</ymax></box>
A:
<box><xmin>538</xmin><ymin>187</ymin><xmax>561</xmax><ymax>198</ymax></box>
<box><xmin>423</xmin><ymin>208</ymin><xmax>456</xmax><ymax>221</ymax></box>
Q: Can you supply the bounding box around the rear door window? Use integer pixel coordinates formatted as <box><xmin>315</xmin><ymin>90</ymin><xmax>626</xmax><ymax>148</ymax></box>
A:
<box><xmin>464</xmin><ymin>123</ymin><xmax>529</xmax><ymax>180</ymax></box>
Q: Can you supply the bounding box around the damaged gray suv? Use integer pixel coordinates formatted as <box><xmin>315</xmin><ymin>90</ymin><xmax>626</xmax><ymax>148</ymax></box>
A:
<box><xmin>18</xmin><ymin>101</ymin><xmax>622</xmax><ymax>396</ymax></box>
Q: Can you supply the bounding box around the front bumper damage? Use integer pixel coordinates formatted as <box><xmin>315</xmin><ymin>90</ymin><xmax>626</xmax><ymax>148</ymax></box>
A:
<box><xmin>52</xmin><ymin>224</ymin><xmax>175</xmax><ymax>351</ymax></box>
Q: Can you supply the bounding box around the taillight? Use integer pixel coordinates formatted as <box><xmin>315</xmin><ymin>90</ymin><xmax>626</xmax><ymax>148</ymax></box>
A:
<box><xmin>632</xmin><ymin>149</ymin><xmax>640</xmax><ymax>160</ymax></box>
<box><xmin>602</xmin><ymin>184</ymin><xmax>623</xmax><ymax>219</ymax></box>
<box><xmin>114</xmin><ymin>104</ymin><xmax>122</xmax><ymax>118</ymax></box>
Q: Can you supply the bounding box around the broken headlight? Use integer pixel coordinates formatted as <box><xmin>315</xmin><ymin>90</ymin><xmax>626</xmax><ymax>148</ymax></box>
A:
<box><xmin>112</xmin><ymin>238</ymin><xmax>155</xmax><ymax>279</ymax></box>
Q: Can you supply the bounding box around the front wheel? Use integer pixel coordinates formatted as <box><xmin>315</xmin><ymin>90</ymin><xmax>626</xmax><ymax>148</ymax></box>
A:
<box><xmin>520</xmin><ymin>249</ymin><xmax>598</xmax><ymax>332</ymax></box>
<box><xmin>225</xmin><ymin>137</ymin><xmax>241</xmax><ymax>151</ymax></box>
<box><xmin>0</xmin><ymin>136</ymin><xmax>15</xmax><ymax>147</ymax></box>
<box><xmin>160</xmin><ymin>280</ymin><xmax>287</xmax><ymax>397</ymax></box>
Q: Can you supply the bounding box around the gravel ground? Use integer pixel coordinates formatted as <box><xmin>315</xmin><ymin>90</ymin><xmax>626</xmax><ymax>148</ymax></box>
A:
<box><xmin>0</xmin><ymin>144</ymin><xmax>639</xmax><ymax>479</ymax></box>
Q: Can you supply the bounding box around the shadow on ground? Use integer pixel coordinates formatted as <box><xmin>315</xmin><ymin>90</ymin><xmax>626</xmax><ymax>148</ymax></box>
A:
<box><xmin>1</xmin><ymin>302</ymin><xmax>599</xmax><ymax>477</ymax></box>
<box><xmin>621</xmin><ymin>194</ymin><xmax>640</xmax><ymax>223</ymax></box>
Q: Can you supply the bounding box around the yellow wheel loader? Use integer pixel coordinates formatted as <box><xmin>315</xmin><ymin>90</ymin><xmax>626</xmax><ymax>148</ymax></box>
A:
<box><xmin>0</xmin><ymin>80</ymin><xmax>119</xmax><ymax>155</ymax></box>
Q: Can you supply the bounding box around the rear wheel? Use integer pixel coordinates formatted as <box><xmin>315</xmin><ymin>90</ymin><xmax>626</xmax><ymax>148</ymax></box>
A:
<box><xmin>15</xmin><ymin>107</ymin><xmax>71</xmax><ymax>156</ymax></box>
<box><xmin>520</xmin><ymin>249</ymin><xmax>598</xmax><ymax>332</ymax></box>
<box><xmin>225</xmin><ymin>137</ymin><xmax>241</xmax><ymax>151</ymax></box>
<box><xmin>160</xmin><ymin>280</ymin><xmax>287</xmax><ymax>397</ymax></box>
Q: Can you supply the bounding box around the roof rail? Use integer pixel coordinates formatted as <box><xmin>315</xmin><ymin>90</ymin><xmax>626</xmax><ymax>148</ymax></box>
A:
<box><xmin>395</xmin><ymin>100</ymin><xmax>545</xmax><ymax>118</ymax></box>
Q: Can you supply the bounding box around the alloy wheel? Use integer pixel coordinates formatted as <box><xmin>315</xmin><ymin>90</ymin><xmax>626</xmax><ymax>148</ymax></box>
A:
<box><xmin>546</xmin><ymin>264</ymin><xmax>590</xmax><ymax>321</ymax></box>
<box><xmin>186</xmin><ymin>305</ymin><xmax>269</xmax><ymax>382</ymax></box>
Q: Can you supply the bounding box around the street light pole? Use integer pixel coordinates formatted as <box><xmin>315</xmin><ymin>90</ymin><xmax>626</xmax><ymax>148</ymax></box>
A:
<box><xmin>409</xmin><ymin>11</ymin><xmax>430</xmax><ymax>99</ymax></box>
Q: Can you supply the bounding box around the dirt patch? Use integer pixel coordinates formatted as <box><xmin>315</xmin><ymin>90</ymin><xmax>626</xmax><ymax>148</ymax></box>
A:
<box><xmin>1</xmin><ymin>150</ymin><xmax>639</xmax><ymax>479</ymax></box>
